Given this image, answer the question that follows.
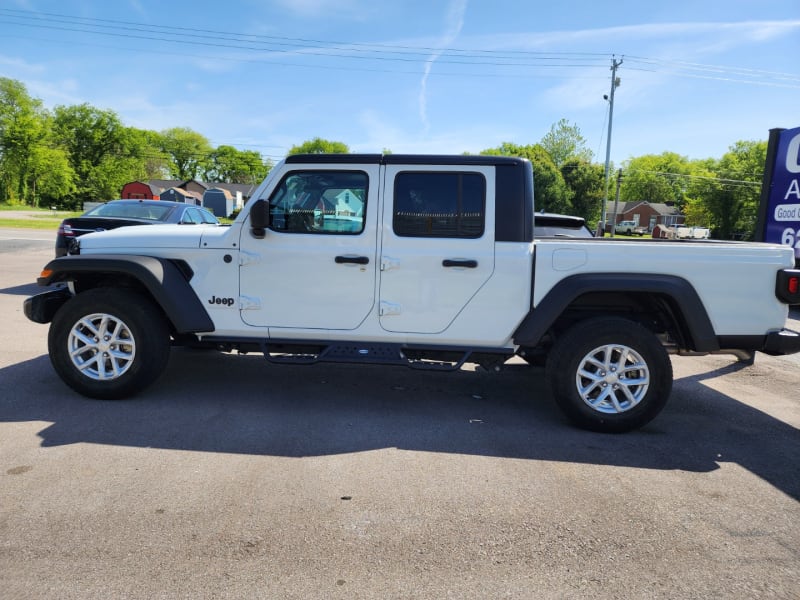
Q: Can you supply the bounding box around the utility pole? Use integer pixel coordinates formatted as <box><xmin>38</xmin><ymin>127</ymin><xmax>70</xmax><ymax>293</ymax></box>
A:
<box><xmin>610</xmin><ymin>168</ymin><xmax>623</xmax><ymax>238</ymax></box>
<box><xmin>598</xmin><ymin>56</ymin><xmax>623</xmax><ymax>237</ymax></box>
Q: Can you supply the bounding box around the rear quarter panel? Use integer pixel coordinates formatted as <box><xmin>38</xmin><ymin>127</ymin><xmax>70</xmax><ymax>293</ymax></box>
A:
<box><xmin>532</xmin><ymin>239</ymin><xmax>793</xmax><ymax>336</ymax></box>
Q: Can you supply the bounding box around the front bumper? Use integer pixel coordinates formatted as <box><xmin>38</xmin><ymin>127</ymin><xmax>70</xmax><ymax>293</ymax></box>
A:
<box><xmin>23</xmin><ymin>288</ymin><xmax>72</xmax><ymax>324</ymax></box>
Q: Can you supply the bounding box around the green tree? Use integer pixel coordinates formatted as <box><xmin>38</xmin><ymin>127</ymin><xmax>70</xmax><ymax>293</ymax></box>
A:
<box><xmin>539</xmin><ymin>118</ymin><xmax>593</xmax><ymax>168</ymax></box>
<box><xmin>680</xmin><ymin>158</ymin><xmax>717</xmax><ymax>227</ymax></box>
<box><xmin>126</xmin><ymin>128</ymin><xmax>171</xmax><ymax>180</ymax></box>
<box><xmin>0</xmin><ymin>78</ymin><xmax>49</xmax><ymax>204</ymax></box>
<box><xmin>561</xmin><ymin>158</ymin><xmax>604</xmax><ymax>226</ymax></box>
<box><xmin>52</xmin><ymin>104</ymin><xmax>150</xmax><ymax>205</ymax></box>
<box><xmin>621</xmin><ymin>152</ymin><xmax>694</xmax><ymax>209</ymax></box>
<box><xmin>683</xmin><ymin>196</ymin><xmax>714</xmax><ymax>228</ymax></box>
<box><xmin>483</xmin><ymin>142</ymin><xmax>572</xmax><ymax>213</ymax></box>
<box><xmin>702</xmin><ymin>140</ymin><xmax>766</xmax><ymax>239</ymax></box>
<box><xmin>205</xmin><ymin>145</ymin><xmax>271</xmax><ymax>184</ymax></box>
<box><xmin>159</xmin><ymin>127</ymin><xmax>213</xmax><ymax>180</ymax></box>
<box><xmin>27</xmin><ymin>144</ymin><xmax>76</xmax><ymax>207</ymax></box>
<box><xmin>288</xmin><ymin>137</ymin><xmax>349</xmax><ymax>154</ymax></box>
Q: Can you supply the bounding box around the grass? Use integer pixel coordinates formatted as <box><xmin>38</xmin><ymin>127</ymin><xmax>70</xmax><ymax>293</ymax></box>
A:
<box><xmin>0</xmin><ymin>217</ymin><xmax>65</xmax><ymax>229</ymax></box>
<box><xmin>0</xmin><ymin>205</ymin><xmax>63</xmax><ymax>212</ymax></box>
<box><xmin>0</xmin><ymin>204</ymin><xmax>82</xmax><ymax>229</ymax></box>
<box><xmin>598</xmin><ymin>231</ymin><xmax>653</xmax><ymax>239</ymax></box>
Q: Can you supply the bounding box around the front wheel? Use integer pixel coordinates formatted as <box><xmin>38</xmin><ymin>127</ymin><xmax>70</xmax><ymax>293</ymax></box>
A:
<box><xmin>545</xmin><ymin>317</ymin><xmax>673</xmax><ymax>433</ymax></box>
<box><xmin>48</xmin><ymin>288</ymin><xmax>171</xmax><ymax>399</ymax></box>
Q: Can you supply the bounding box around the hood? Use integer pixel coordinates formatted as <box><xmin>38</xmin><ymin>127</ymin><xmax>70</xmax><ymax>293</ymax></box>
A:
<box><xmin>77</xmin><ymin>224</ymin><xmax>211</xmax><ymax>252</ymax></box>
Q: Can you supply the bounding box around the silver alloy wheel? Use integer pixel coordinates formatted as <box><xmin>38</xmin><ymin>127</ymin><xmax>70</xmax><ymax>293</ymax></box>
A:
<box><xmin>575</xmin><ymin>343</ymin><xmax>650</xmax><ymax>414</ymax></box>
<box><xmin>67</xmin><ymin>313</ymin><xmax>136</xmax><ymax>381</ymax></box>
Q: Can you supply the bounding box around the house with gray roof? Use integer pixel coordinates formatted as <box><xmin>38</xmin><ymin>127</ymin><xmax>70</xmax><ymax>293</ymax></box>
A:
<box><xmin>121</xmin><ymin>179</ymin><xmax>257</xmax><ymax>216</ymax></box>
<box><xmin>604</xmin><ymin>200</ymin><xmax>684</xmax><ymax>233</ymax></box>
<box><xmin>121</xmin><ymin>180</ymin><xmax>256</xmax><ymax>203</ymax></box>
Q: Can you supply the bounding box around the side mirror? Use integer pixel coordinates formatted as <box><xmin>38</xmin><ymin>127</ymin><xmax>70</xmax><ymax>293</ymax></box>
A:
<box><xmin>250</xmin><ymin>199</ymin><xmax>268</xmax><ymax>238</ymax></box>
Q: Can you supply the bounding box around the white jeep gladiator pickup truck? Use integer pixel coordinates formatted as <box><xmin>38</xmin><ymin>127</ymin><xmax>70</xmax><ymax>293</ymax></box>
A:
<box><xmin>24</xmin><ymin>154</ymin><xmax>800</xmax><ymax>432</ymax></box>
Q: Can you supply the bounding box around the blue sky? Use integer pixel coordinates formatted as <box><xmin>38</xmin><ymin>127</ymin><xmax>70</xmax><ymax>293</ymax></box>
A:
<box><xmin>1</xmin><ymin>0</ymin><xmax>798</xmax><ymax>166</ymax></box>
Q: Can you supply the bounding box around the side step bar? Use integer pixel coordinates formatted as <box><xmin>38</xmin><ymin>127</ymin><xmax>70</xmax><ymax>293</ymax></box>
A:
<box><xmin>261</xmin><ymin>340</ymin><xmax>513</xmax><ymax>372</ymax></box>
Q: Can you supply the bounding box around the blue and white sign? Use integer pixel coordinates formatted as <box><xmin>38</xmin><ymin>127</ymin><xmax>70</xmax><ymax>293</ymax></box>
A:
<box><xmin>764</xmin><ymin>126</ymin><xmax>800</xmax><ymax>262</ymax></box>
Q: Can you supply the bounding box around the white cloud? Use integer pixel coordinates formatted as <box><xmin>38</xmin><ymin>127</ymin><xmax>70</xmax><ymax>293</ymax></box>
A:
<box><xmin>272</xmin><ymin>0</ymin><xmax>370</xmax><ymax>19</ymax></box>
<box><xmin>525</xmin><ymin>19</ymin><xmax>800</xmax><ymax>130</ymax></box>
<box><xmin>128</xmin><ymin>0</ymin><xmax>147</xmax><ymax>16</ymax></box>
<box><xmin>17</xmin><ymin>78</ymin><xmax>81</xmax><ymax>107</ymax></box>
<box><xmin>353</xmin><ymin>108</ymin><xmax>516</xmax><ymax>155</ymax></box>
<box><xmin>419</xmin><ymin>0</ymin><xmax>468</xmax><ymax>132</ymax></box>
<box><xmin>0</xmin><ymin>54</ymin><xmax>46</xmax><ymax>74</ymax></box>
<box><xmin>462</xmin><ymin>20</ymin><xmax>800</xmax><ymax>50</ymax></box>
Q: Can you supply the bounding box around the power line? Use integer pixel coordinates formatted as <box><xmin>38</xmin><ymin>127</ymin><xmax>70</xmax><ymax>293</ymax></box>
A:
<box><xmin>3</xmin><ymin>8</ymin><xmax>796</xmax><ymax>89</ymax></box>
<box><xmin>3</xmin><ymin>8</ymin><xmax>796</xmax><ymax>82</ymax></box>
<box><xmin>0</xmin><ymin>10</ymin><xmax>611</xmax><ymax>69</ymax></box>
<box><xmin>625</xmin><ymin>66</ymin><xmax>800</xmax><ymax>89</ymax></box>
<box><xmin>626</xmin><ymin>168</ymin><xmax>762</xmax><ymax>189</ymax></box>
<box><xmin>626</xmin><ymin>55</ymin><xmax>799</xmax><ymax>82</ymax></box>
<box><xmin>0</xmin><ymin>8</ymin><xmax>611</xmax><ymax>61</ymax></box>
<box><xmin>0</xmin><ymin>32</ymin><xmax>609</xmax><ymax>81</ymax></box>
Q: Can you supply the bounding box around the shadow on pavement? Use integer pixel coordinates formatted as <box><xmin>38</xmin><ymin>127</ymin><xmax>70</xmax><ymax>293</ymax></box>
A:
<box><xmin>1</xmin><ymin>348</ymin><xmax>798</xmax><ymax>500</ymax></box>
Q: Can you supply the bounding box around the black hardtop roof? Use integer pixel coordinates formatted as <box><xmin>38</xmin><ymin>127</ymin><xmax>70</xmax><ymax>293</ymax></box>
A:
<box><xmin>285</xmin><ymin>153</ymin><xmax>529</xmax><ymax>167</ymax></box>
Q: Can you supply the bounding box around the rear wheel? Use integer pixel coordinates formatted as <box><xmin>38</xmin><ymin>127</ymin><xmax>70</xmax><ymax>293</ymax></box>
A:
<box><xmin>545</xmin><ymin>317</ymin><xmax>673</xmax><ymax>433</ymax></box>
<box><xmin>48</xmin><ymin>288</ymin><xmax>171</xmax><ymax>399</ymax></box>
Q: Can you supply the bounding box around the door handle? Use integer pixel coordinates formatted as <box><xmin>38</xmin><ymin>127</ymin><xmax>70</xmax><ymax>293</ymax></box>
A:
<box><xmin>442</xmin><ymin>259</ymin><xmax>478</xmax><ymax>268</ymax></box>
<box><xmin>335</xmin><ymin>255</ymin><xmax>370</xmax><ymax>265</ymax></box>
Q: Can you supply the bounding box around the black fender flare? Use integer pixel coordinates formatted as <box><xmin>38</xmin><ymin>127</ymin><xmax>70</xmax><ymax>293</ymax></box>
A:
<box><xmin>36</xmin><ymin>254</ymin><xmax>215</xmax><ymax>334</ymax></box>
<box><xmin>513</xmin><ymin>273</ymin><xmax>719</xmax><ymax>352</ymax></box>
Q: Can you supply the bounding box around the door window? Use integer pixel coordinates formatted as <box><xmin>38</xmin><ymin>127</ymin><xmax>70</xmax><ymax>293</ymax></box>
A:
<box><xmin>393</xmin><ymin>172</ymin><xmax>485</xmax><ymax>238</ymax></box>
<box><xmin>267</xmin><ymin>170</ymin><xmax>368</xmax><ymax>234</ymax></box>
<box><xmin>183</xmin><ymin>208</ymin><xmax>203</xmax><ymax>224</ymax></box>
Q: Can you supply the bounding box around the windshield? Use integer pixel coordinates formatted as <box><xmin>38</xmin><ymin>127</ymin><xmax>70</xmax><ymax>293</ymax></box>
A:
<box><xmin>86</xmin><ymin>203</ymin><xmax>173</xmax><ymax>221</ymax></box>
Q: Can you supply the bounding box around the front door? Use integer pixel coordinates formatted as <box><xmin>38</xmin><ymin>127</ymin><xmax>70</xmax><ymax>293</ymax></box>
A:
<box><xmin>238</xmin><ymin>166</ymin><xmax>379</xmax><ymax>331</ymax></box>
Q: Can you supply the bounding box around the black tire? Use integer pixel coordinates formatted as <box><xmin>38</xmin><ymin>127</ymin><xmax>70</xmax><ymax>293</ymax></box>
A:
<box><xmin>545</xmin><ymin>317</ymin><xmax>673</xmax><ymax>433</ymax></box>
<box><xmin>48</xmin><ymin>288</ymin><xmax>171</xmax><ymax>399</ymax></box>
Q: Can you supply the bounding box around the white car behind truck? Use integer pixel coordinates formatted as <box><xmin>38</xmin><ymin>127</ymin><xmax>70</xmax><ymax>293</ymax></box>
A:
<box><xmin>614</xmin><ymin>220</ymin><xmax>646</xmax><ymax>236</ymax></box>
<box><xmin>24</xmin><ymin>154</ymin><xmax>800</xmax><ymax>432</ymax></box>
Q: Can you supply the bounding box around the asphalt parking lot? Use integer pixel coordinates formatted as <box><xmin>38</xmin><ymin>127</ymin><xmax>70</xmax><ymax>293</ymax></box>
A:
<box><xmin>1</xmin><ymin>230</ymin><xmax>798</xmax><ymax>599</ymax></box>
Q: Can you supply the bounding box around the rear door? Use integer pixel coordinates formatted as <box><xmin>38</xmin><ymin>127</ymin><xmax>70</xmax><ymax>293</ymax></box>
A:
<box><xmin>378</xmin><ymin>164</ymin><xmax>495</xmax><ymax>334</ymax></box>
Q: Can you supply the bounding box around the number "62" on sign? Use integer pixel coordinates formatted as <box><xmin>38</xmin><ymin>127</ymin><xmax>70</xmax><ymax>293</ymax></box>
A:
<box><xmin>782</xmin><ymin>227</ymin><xmax>800</xmax><ymax>248</ymax></box>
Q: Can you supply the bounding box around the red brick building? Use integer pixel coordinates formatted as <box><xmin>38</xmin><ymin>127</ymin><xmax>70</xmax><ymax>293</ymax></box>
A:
<box><xmin>604</xmin><ymin>200</ymin><xmax>684</xmax><ymax>233</ymax></box>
